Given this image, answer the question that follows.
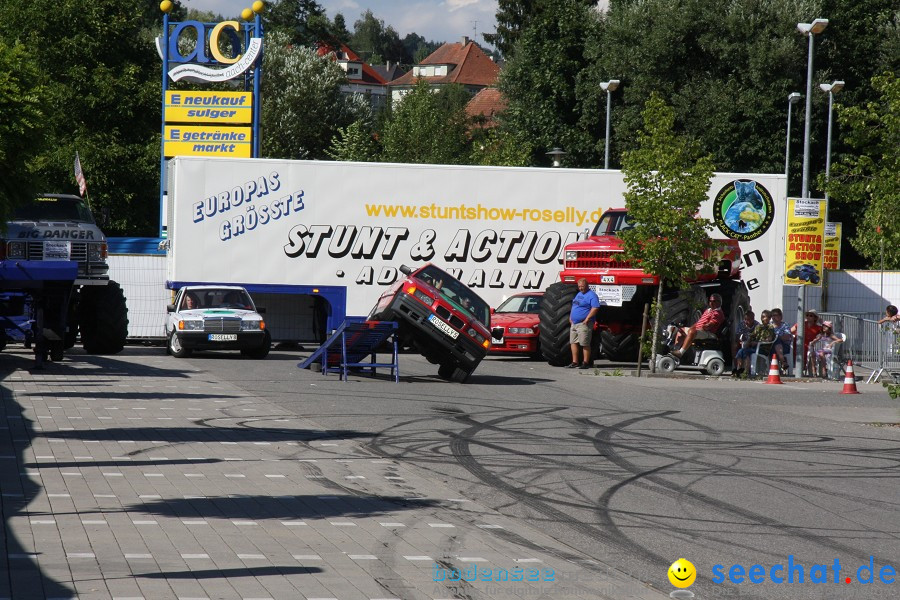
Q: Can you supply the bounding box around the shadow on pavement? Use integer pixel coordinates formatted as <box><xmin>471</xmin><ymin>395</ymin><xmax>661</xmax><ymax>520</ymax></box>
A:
<box><xmin>43</xmin><ymin>424</ymin><xmax>372</xmax><ymax>444</ymax></box>
<box><xmin>136</xmin><ymin>566</ymin><xmax>323</xmax><ymax>578</ymax></box>
<box><xmin>0</xmin><ymin>350</ymin><xmax>211</xmax><ymax>598</ymax></box>
<box><xmin>126</xmin><ymin>494</ymin><xmax>439</xmax><ymax>521</ymax></box>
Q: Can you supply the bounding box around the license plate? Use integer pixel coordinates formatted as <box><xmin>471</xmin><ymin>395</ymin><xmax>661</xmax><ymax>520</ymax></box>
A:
<box><xmin>427</xmin><ymin>314</ymin><xmax>459</xmax><ymax>339</ymax></box>
<box><xmin>208</xmin><ymin>334</ymin><xmax>237</xmax><ymax>341</ymax></box>
<box><xmin>44</xmin><ymin>241</ymin><xmax>71</xmax><ymax>261</ymax></box>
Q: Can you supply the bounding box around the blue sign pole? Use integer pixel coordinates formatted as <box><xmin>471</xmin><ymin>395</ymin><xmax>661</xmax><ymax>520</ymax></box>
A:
<box><xmin>159</xmin><ymin>12</ymin><xmax>170</xmax><ymax>238</ymax></box>
<box><xmin>253</xmin><ymin>14</ymin><xmax>263</xmax><ymax>158</ymax></box>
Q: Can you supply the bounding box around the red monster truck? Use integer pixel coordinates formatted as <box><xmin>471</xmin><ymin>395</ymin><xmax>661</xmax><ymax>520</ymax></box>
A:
<box><xmin>539</xmin><ymin>208</ymin><xmax>749</xmax><ymax>364</ymax></box>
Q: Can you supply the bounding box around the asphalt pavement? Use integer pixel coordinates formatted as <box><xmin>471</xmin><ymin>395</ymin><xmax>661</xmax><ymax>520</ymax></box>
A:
<box><xmin>1</xmin><ymin>346</ymin><xmax>898</xmax><ymax>600</ymax></box>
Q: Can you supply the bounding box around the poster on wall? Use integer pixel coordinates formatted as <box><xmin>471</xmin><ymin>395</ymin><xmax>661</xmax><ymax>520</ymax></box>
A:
<box><xmin>784</xmin><ymin>198</ymin><xmax>826</xmax><ymax>286</ymax></box>
<box><xmin>823</xmin><ymin>222</ymin><xmax>842</xmax><ymax>270</ymax></box>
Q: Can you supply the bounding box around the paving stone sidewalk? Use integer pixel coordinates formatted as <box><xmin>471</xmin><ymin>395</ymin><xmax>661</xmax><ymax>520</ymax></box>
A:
<box><xmin>0</xmin><ymin>350</ymin><xmax>664</xmax><ymax>600</ymax></box>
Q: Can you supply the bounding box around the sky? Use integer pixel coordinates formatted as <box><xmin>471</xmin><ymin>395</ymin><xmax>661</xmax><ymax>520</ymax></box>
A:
<box><xmin>184</xmin><ymin>0</ymin><xmax>500</xmax><ymax>47</ymax></box>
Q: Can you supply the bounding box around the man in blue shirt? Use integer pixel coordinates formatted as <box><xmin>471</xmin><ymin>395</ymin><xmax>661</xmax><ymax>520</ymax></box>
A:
<box><xmin>568</xmin><ymin>278</ymin><xmax>601</xmax><ymax>369</ymax></box>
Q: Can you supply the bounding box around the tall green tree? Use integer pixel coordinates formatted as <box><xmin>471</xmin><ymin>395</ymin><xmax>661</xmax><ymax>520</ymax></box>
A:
<box><xmin>824</xmin><ymin>72</ymin><xmax>899</xmax><ymax>269</ymax></box>
<box><xmin>485</xmin><ymin>0</ymin><xmax>594</xmax><ymax>59</ymax></box>
<box><xmin>0</xmin><ymin>0</ymin><xmax>163</xmax><ymax>235</ymax></box>
<box><xmin>265</xmin><ymin>0</ymin><xmax>331</xmax><ymax>46</ymax></box>
<box><xmin>498</xmin><ymin>0</ymin><xmax>598</xmax><ymax>166</ymax></box>
<box><xmin>0</xmin><ymin>40</ymin><xmax>49</xmax><ymax>217</ymax></box>
<box><xmin>380</xmin><ymin>80</ymin><xmax>470</xmax><ymax>164</ymax></box>
<box><xmin>261</xmin><ymin>32</ymin><xmax>370</xmax><ymax>160</ymax></box>
<box><xmin>618</xmin><ymin>93</ymin><xmax>715</xmax><ymax>371</ymax></box>
<box><xmin>350</xmin><ymin>10</ymin><xmax>409</xmax><ymax>64</ymax></box>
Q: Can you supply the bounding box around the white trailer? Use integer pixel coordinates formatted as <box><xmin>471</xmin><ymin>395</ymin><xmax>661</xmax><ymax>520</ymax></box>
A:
<box><xmin>164</xmin><ymin>156</ymin><xmax>788</xmax><ymax>342</ymax></box>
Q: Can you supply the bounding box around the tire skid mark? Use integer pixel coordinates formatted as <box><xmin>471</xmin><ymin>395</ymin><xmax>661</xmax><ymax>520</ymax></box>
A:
<box><xmin>588</xmin><ymin>413</ymin><xmax>879</xmax><ymax>563</ymax></box>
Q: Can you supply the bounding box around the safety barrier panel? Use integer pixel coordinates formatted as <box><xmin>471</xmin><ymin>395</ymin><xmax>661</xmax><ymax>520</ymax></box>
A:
<box><xmin>818</xmin><ymin>312</ymin><xmax>900</xmax><ymax>383</ymax></box>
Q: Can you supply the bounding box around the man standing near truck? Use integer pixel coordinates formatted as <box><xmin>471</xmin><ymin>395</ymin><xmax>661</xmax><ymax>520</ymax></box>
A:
<box><xmin>568</xmin><ymin>278</ymin><xmax>601</xmax><ymax>369</ymax></box>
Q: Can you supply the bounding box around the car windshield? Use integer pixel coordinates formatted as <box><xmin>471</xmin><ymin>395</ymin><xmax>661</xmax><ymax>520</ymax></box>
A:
<box><xmin>12</xmin><ymin>196</ymin><xmax>96</xmax><ymax>223</ymax></box>
<box><xmin>495</xmin><ymin>295</ymin><xmax>542</xmax><ymax>314</ymax></box>
<box><xmin>416</xmin><ymin>265</ymin><xmax>490</xmax><ymax>327</ymax></box>
<box><xmin>591</xmin><ymin>211</ymin><xmax>636</xmax><ymax>237</ymax></box>
<box><xmin>181</xmin><ymin>289</ymin><xmax>254</xmax><ymax>311</ymax></box>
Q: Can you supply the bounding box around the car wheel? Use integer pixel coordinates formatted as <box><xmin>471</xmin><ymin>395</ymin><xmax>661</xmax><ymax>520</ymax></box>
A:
<box><xmin>811</xmin><ymin>274</ymin><xmax>820</xmax><ymax>284</ymax></box>
<box><xmin>242</xmin><ymin>331</ymin><xmax>271</xmax><ymax>359</ymax></box>
<box><xmin>706</xmin><ymin>357</ymin><xmax>725</xmax><ymax>376</ymax></box>
<box><xmin>786</xmin><ymin>269</ymin><xmax>798</xmax><ymax>278</ymax></box>
<box><xmin>168</xmin><ymin>332</ymin><xmax>191</xmax><ymax>358</ymax></box>
<box><xmin>437</xmin><ymin>362</ymin><xmax>455</xmax><ymax>380</ymax></box>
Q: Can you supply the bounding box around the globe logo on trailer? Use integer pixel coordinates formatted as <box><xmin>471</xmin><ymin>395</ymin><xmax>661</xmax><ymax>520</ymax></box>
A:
<box><xmin>713</xmin><ymin>180</ymin><xmax>774</xmax><ymax>242</ymax></box>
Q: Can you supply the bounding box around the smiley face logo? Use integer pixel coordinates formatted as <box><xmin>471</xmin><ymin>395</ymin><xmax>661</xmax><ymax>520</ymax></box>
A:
<box><xmin>668</xmin><ymin>558</ymin><xmax>696</xmax><ymax>588</ymax></box>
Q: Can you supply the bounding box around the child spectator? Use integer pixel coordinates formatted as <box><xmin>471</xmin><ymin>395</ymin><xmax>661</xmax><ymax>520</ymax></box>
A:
<box><xmin>731</xmin><ymin>310</ymin><xmax>758</xmax><ymax>376</ymax></box>
<box><xmin>733</xmin><ymin>309</ymin><xmax>774</xmax><ymax>377</ymax></box>
<box><xmin>807</xmin><ymin>321</ymin><xmax>843</xmax><ymax>378</ymax></box>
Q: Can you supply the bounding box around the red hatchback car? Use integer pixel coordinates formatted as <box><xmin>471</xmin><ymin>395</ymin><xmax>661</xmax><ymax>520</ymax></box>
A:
<box><xmin>489</xmin><ymin>292</ymin><xmax>543</xmax><ymax>358</ymax></box>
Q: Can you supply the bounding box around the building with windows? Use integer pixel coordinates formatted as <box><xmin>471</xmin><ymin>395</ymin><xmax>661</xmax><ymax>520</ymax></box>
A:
<box><xmin>388</xmin><ymin>36</ymin><xmax>500</xmax><ymax>104</ymax></box>
<box><xmin>316</xmin><ymin>42</ymin><xmax>389</xmax><ymax>110</ymax></box>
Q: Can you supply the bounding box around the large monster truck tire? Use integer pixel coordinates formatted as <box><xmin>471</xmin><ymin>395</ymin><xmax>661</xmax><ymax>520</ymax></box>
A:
<box><xmin>539</xmin><ymin>282</ymin><xmax>578</xmax><ymax>366</ymax></box>
<box><xmin>599</xmin><ymin>331</ymin><xmax>639</xmax><ymax>362</ymax></box>
<box><xmin>78</xmin><ymin>281</ymin><xmax>129</xmax><ymax>355</ymax></box>
<box><xmin>64</xmin><ymin>298</ymin><xmax>78</xmax><ymax>349</ymax></box>
<box><xmin>659</xmin><ymin>287</ymin><xmax>708</xmax><ymax>331</ymax></box>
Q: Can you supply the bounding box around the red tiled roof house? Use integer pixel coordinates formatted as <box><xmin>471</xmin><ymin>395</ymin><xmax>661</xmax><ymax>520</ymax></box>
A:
<box><xmin>388</xmin><ymin>36</ymin><xmax>500</xmax><ymax>104</ymax></box>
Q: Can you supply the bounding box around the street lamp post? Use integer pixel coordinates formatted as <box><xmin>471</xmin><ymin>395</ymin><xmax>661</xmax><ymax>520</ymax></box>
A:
<box><xmin>819</xmin><ymin>80</ymin><xmax>844</xmax><ymax>205</ymax></box>
<box><xmin>600</xmin><ymin>79</ymin><xmax>620</xmax><ymax>169</ymax></box>
<box><xmin>785</xmin><ymin>92</ymin><xmax>802</xmax><ymax>197</ymax></box>
<box><xmin>794</xmin><ymin>17</ymin><xmax>828</xmax><ymax>377</ymax></box>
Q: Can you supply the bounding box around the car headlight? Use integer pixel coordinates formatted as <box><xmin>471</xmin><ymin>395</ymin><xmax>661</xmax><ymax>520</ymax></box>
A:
<box><xmin>467</xmin><ymin>328</ymin><xmax>486</xmax><ymax>344</ymax></box>
<box><xmin>87</xmin><ymin>242</ymin><xmax>107</xmax><ymax>261</ymax></box>
<box><xmin>405</xmin><ymin>285</ymin><xmax>434</xmax><ymax>306</ymax></box>
<box><xmin>178</xmin><ymin>319</ymin><xmax>203</xmax><ymax>331</ymax></box>
<box><xmin>566</xmin><ymin>250</ymin><xmax>577</xmax><ymax>261</ymax></box>
<box><xmin>508</xmin><ymin>327</ymin><xmax>536</xmax><ymax>335</ymax></box>
<box><xmin>7</xmin><ymin>242</ymin><xmax>26</xmax><ymax>259</ymax></box>
<box><xmin>241</xmin><ymin>320</ymin><xmax>264</xmax><ymax>330</ymax></box>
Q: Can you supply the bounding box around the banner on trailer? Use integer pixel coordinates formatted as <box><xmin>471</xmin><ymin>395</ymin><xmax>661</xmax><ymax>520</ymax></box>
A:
<box><xmin>166</xmin><ymin>158</ymin><xmax>788</xmax><ymax>316</ymax></box>
<box><xmin>784</xmin><ymin>198</ymin><xmax>826</xmax><ymax>286</ymax></box>
<box><xmin>823</xmin><ymin>221</ymin><xmax>842</xmax><ymax>270</ymax></box>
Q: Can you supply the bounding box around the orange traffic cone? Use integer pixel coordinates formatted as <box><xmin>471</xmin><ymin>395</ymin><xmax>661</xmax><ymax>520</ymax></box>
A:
<box><xmin>840</xmin><ymin>359</ymin><xmax>860</xmax><ymax>395</ymax></box>
<box><xmin>765</xmin><ymin>354</ymin><xmax>783</xmax><ymax>385</ymax></box>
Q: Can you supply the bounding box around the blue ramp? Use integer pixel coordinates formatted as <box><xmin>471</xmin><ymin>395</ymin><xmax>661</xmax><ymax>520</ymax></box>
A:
<box><xmin>298</xmin><ymin>321</ymin><xmax>399</xmax><ymax>382</ymax></box>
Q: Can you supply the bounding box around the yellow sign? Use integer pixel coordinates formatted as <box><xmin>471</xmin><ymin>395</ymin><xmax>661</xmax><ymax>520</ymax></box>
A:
<box><xmin>824</xmin><ymin>222</ymin><xmax>842</xmax><ymax>270</ymax></box>
<box><xmin>165</xmin><ymin>91</ymin><xmax>252</xmax><ymax>124</ymax></box>
<box><xmin>784</xmin><ymin>198</ymin><xmax>826</xmax><ymax>286</ymax></box>
<box><xmin>164</xmin><ymin>125</ymin><xmax>252</xmax><ymax>158</ymax></box>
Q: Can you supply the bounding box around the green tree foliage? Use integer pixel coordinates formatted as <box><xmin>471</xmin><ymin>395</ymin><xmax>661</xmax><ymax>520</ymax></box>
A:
<box><xmin>265</xmin><ymin>0</ymin><xmax>333</xmax><ymax>46</ymax></box>
<box><xmin>380</xmin><ymin>80</ymin><xmax>470</xmax><ymax>164</ymax></box>
<box><xmin>470</xmin><ymin>128</ymin><xmax>533</xmax><ymax>166</ymax></box>
<box><xmin>484</xmin><ymin>0</ymin><xmax>596</xmax><ymax>59</ymax></box>
<box><xmin>824</xmin><ymin>72</ymin><xmax>899</xmax><ymax>269</ymax></box>
<box><xmin>261</xmin><ymin>31</ymin><xmax>370</xmax><ymax>160</ymax></box>
<box><xmin>0</xmin><ymin>0</ymin><xmax>162</xmax><ymax>235</ymax></box>
<box><xmin>403</xmin><ymin>33</ymin><xmax>440</xmax><ymax>67</ymax></box>
<box><xmin>0</xmin><ymin>40</ymin><xmax>49</xmax><ymax>217</ymax></box>
<box><xmin>350</xmin><ymin>10</ymin><xmax>408</xmax><ymax>65</ymax></box>
<box><xmin>332</xmin><ymin>13</ymin><xmax>351</xmax><ymax>45</ymax></box>
<box><xmin>498</xmin><ymin>1</ymin><xmax>598</xmax><ymax>167</ymax></box>
<box><xmin>618</xmin><ymin>93</ymin><xmax>715</xmax><ymax>370</ymax></box>
<box><xmin>327</xmin><ymin>120</ymin><xmax>380</xmax><ymax>162</ymax></box>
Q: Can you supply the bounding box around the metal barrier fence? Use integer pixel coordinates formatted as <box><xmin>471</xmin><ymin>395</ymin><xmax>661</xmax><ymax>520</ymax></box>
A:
<box><xmin>819</xmin><ymin>312</ymin><xmax>900</xmax><ymax>383</ymax></box>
